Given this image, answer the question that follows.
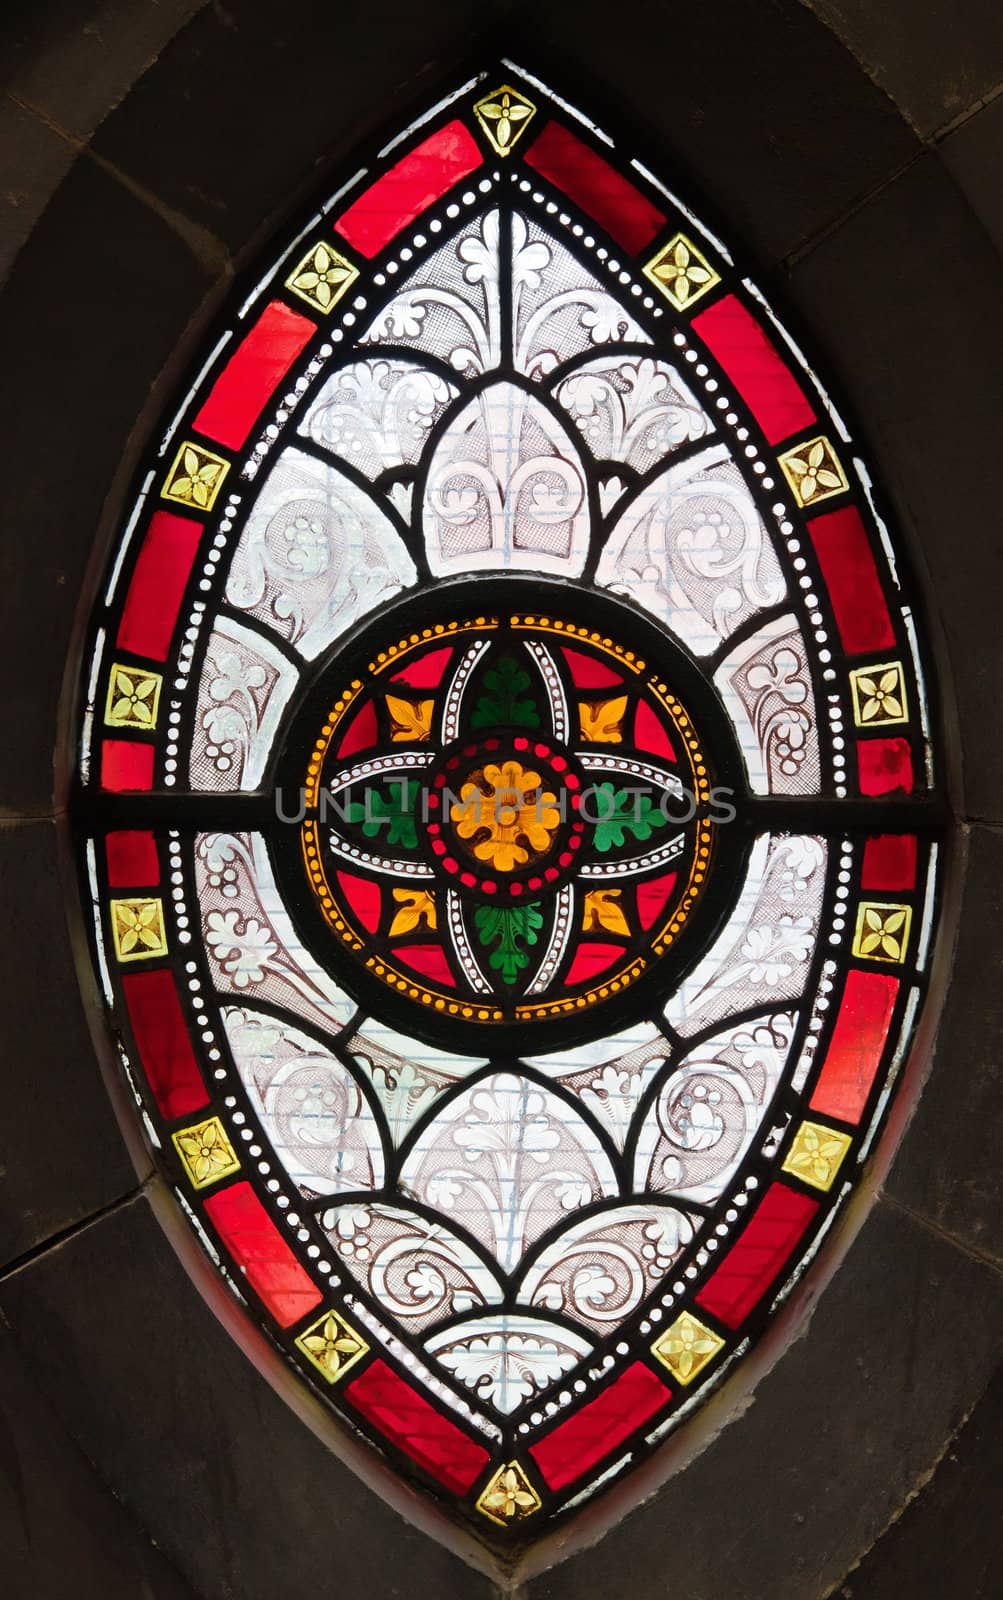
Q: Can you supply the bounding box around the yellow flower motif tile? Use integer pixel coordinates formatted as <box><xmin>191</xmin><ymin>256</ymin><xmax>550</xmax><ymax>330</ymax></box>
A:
<box><xmin>295</xmin><ymin>1308</ymin><xmax>369</xmax><ymax>1384</ymax></box>
<box><xmin>852</xmin><ymin>901</ymin><xmax>912</xmax><ymax>964</ymax></box>
<box><xmin>583</xmin><ymin>888</ymin><xmax>630</xmax><ymax>936</ymax></box>
<box><xmin>389</xmin><ymin>888</ymin><xmax>436</xmax><ymax>938</ymax></box>
<box><xmin>451</xmin><ymin>759</ymin><xmax>561</xmax><ymax>873</ymax></box>
<box><xmin>782</xmin><ymin>1119</ymin><xmax>853</xmax><ymax>1192</ymax></box>
<box><xmin>778</xmin><ymin>436</ymin><xmax>848</xmax><ymax>508</ymax></box>
<box><xmin>285</xmin><ymin>241</ymin><xmax>359</xmax><ymax>314</ymax></box>
<box><xmin>386</xmin><ymin>693</ymin><xmax>434</xmax><ymax>742</ymax></box>
<box><xmin>579</xmin><ymin>694</ymin><xmax>628</xmax><ymax>743</ymax></box>
<box><xmin>172</xmin><ymin>1116</ymin><xmax>241</xmax><ymax>1190</ymax></box>
<box><xmin>473</xmin><ymin>84</ymin><xmax>536</xmax><ymax>156</ymax></box>
<box><xmin>110</xmin><ymin>897</ymin><xmax>168</xmax><ymax>962</ymax></box>
<box><xmin>643</xmin><ymin>233</ymin><xmax>720</xmax><ymax>312</ymax></box>
<box><xmin>651</xmin><ymin>1310</ymin><xmax>725</xmax><ymax>1386</ymax></box>
<box><xmin>104</xmin><ymin>664</ymin><xmax>162</xmax><ymax>730</ymax></box>
<box><xmin>476</xmin><ymin>1460</ymin><xmax>541</xmax><ymax>1526</ymax></box>
<box><xmin>162</xmin><ymin>441</ymin><xmax>229</xmax><ymax>512</ymax></box>
<box><xmin>849</xmin><ymin>662</ymin><xmax>909</xmax><ymax>727</ymax></box>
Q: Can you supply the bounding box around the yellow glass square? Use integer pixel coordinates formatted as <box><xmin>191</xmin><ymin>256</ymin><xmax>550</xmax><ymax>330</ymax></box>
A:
<box><xmin>104</xmin><ymin>663</ymin><xmax>162</xmax><ymax>730</ymax></box>
<box><xmin>651</xmin><ymin>1310</ymin><xmax>725</xmax><ymax>1385</ymax></box>
<box><xmin>852</xmin><ymin>901</ymin><xmax>912</xmax><ymax>964</ymax></box>
<box><xmin>778</xmin><ymin>435</ymin><xmax>848</xmax><ymax>508</ymax></box>
<box><xmin>782</xmin><ymin>1119</ymin><xmax>853</xmax><ymax>1192</ymax></box>
<box><xmin>295</xmin><ymin>1308</ymin><xmax>369</xmax><ymax>1384</ymax></box>
<box><xmin>476</xmin><ymin>1460</ymin><xmax>541</xmax><ymax>1526</ymax></box>
<box><xmin>473</xmin><ymin>84</ymin><xmax>537</xmax><ymax>156</ymax></box>
<box><xmin>849</xmin><ymin>662</ymin><xmax>909</xmax><ymax>727</ymax></box>
<box><xmin>110</xmin><ymin>897</ymin><xmax>168</xmax><ymax>962</ymax></box>
<box><xmin>643</xmin><ymin>233</ymin><xmax>721</xmax><ymax>311</ymax></box>
<box><xmin>172</xmin><ymin>1116</ymin><xmax>241</xmax><ymax>1190</ymax></box>
<box><xmin>162</xmin><ymin>441</ymin><xmax>229</xmax><ymax>512</ymax></box>
<box><xmin>285</xmin><ymin>241</ymin><xmax>359</xmax><ymax>314</ymax></box>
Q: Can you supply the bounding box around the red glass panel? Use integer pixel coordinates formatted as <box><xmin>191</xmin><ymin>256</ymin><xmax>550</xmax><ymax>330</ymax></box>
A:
<box><xmin>529</xmin><ymin>1361</ymin><xmax>669</xmax><ymax>1491</ymax></box>
<box><xmin>636</xmin><ymin>871</ymin><xmax>678</xmax><ymax>930</ymax></box>
<box><xmin>100</xmin><ymin>740</ymin><xmax>154</xmax><ymax>792</ymax></box>
<box><xmin>203</xmin><ymin>1182</ymin><xmax>322</xmax><ymax>1327</ymax></box>
<box><xmin>525</xmin><ymin>122</ymin><xmax>665</xmax><ymax>254</ymax></box>
<box><xmin>691</xmin><ymin>295</ymin><xmax>815</xmax><ymax>445</ymax></box>
<box><xmin>390</xmin><ymin>646</ymin><xmax>453</xmax><ymax>688</ymax></box>
<box><xmin>807</xmin><ymin>507</ymin><xmax>895</xmax><ymax>655</ymax></box>
<box><xmin>857</xmin><ymin>737</ymin><xmax>914</xmax><ymax>796</ymax></box>
<box><xmin>336</xmin><ymin>870</ymin><xmax>382</xmax><ymax>934</ymax></box>
<box><xmin>810</xmin><ymin>969</ymin><xmax>899</xmax><ymax>1124</ymax></box>
<box><xmin>561</xmin><ymin>647</ymin><xmax>623</xmax><ymax>690</ymax></box>
<box><xmin>633</xmin><ymin>700</ymin><xmax>676</xmax><ymax>761</ymax></box>
<box><xmin>117</xmin><ymin>510</ymin><xmax>204</xmax><ymax>661</ymax></box>
<box><xmin>395</xmin><ymin>945</ymin><xmax>456</xmax><ymax>985</ymax></box>
<box><xmin>696</xmin><ymin>1182</ymin><xmax>818</xmax><ymax>1328</ymax></box>
<box><xmin>334</xmin><ymin>122</ymin><xmax>481</xmax><ymax>258</ymax></box>
<box><xmin>105</xmin><ymin>829</ymin><xmax>160</xmax><ymax>887</ymax></box>
<box><xmin>344</xmin><ymin>1359</ymin><xmax>490</xmax><ymax>1492</ymax></box>
<box><xmin>336</xmin><ymin>700</ymin><xmax>379</xmax><ymax>758</ymax></box>
<box><xmin>861</xmin><ymin>834</ymin><xmax>918</xmax><ymax>892</ymax></box>
<box><xmin>121</xmin><ymin>969</ymin><xmax>209</xmax><ymax>1119</ymax></box>
<box><xmin>194</xmin><ymin>301</ymin><xmax>314</xmax><ymax>449</ymax></box>
<box><xmin>566</xmin><ymin>943</ymin><xmax>623</xmax><ymax>984</ymax></box>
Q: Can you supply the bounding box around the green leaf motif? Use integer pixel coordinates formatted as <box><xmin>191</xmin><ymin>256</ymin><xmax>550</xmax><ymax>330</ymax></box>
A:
<box><xmin>470</xmin><ymin>655</ymin><xmax>540</xmax><ymax>730</ymax></box>
<box><xmin>347</xmin><ymin>779</ymin><xmax>419</xmax><ymax>849</ymax></box>
<box><xmin>590</xmin><ymin>784</ymin><xmax>666</xmax><ymax>852</ymax></box>
<box><xmin>473</xmin><ymin>902</ymin><xmax>544</xmax><ymax>984</ymax></box>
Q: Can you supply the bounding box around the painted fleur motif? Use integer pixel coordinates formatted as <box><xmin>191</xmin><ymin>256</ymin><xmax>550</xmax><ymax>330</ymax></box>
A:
<box><xmin>386</xmin><ymin>693</ymin><xmax>435</xmax><ymax>742</ymax></box>
<box><xmin>476</xmin><ymin>1461</ymin><xmax>541</xmax><ymax>1525</ymax></box>
<box><xmin>105</xmin><ymin>664</ymin><xmax>162</xmax><ymax>729</ymax></box>
<box><xmin>782</xmin><ymin>1120</ymin><xmax>852</xmax><ymax>1192</ymax></box>
<box><xmin>850</xmin><ymin>662</ymin><xmax>908</xmax><ymax>727</ymax></box>
<box><xmin>778</xmin><ymin>436</ymin><xmax>847</xmax><ymax>507</ymax></box>
<box><xmin>651</xmin><ymin>1310</ymin><xmax>725</xmax><ymax>1385</ymax></box>
<box><xmin>110</xmin><ymin>897</ymin><xmax>167</xmax><ymax>962</ymax></box>
<box><xmin>579</xmin><ymin>694</ymin><xmax>628</xmax><ymax>743</ymax></box>
<box><xmin>295</xmin><ymin>1309</ymin><xmax>368</xmax><ymax>1383</ymax></box>
<box><xmin>644</xmin><ymin>233</ymin><xmax>720</xmax><ymax>311</ymax></box>
<box><xmin>852</xmin><ymin>902</ymin><xmax>912</xmax><ymax>964</ymax></box>
<box><xmin>162</xmin><ymin>441</ymin><xmax>229</xmax><ymax>511</ymax></box>
<box><xmin>473</xmin><ymin>85</ymin><xmax>536</xmax><ymax>155</ymax></box>
<box><xmin>286</xmin><ymin>240</ymin><xmax>358</xmax><ymax>313</ymax></box>
<box><xmin>389</xmin><ymin>888</ymin><xmax>436</xmax><ymax>937</ymax></box>
<box><xmin>583</xmin><ymin>888</ymin><xmax>630</xmax><ymax>935</ymax></box>
<box><xmin>452</xmin><ymin>760</ymin><xmax>561</xmax><ymax>872</ymax></box>
<box><xmin>172</xmin><ymin>1116</ymin><xmax>240</xmax><ymax>1189</ymax></box>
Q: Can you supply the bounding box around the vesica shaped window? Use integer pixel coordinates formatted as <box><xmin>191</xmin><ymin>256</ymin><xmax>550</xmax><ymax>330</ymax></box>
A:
<box><xmin>71</xmin><ymin>63</ymin><xmax>945</xmax><ymax>1553</ymax></box>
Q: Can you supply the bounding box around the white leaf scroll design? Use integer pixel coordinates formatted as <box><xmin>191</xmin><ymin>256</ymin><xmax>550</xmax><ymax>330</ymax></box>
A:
<box><xmin>189</xmin><ymin>616</ymin><xmax>297</xmax><ymax>791</ymax></box>
<box><xmin>523</xmin><ymin>1021</ymin><xmax>673</xmax><ymax>1151</ymax></box>
<box><xmin>554</xmin><ymin>355</ymin><xmax>712</xmax><ymax>471</ymax></box>
<box><xmin>633</xmin><ymin>1011</ymin><xmax>797</xmax><ymax>1204</ymax></box>
<box><xmin>226</xmin><ymin>446</ymin><xmax>416</xmax><ymax>659</ymax></box>
<box><xmin>714</xmin><ymin>614</ymin><xmax>821</xmax><ymax>795</ymax></box>
<box><xmin>195</xmin><ymin>832</ymin><xmax>355</xmax><ymax>1034</ymax></box>
<box><xmin>360</xmin><ymin>209</ymin><xmax>504</xmax><ymax>376</ymax></box>
<box><xmin>511</xmin><ymin>214</ymin><xmax>650</xmax><ymax>380</ymax></box>
<box><xmin>665</xmin><ymin>834</ymin><xmax>827</xmax><ymax>1034</ymax></box>
<box><xmin>298</xmin><ymin>356</ymin><xmax>458</xmax><ymax>478</ymax></box>
<box><xmin>596</xmin><ymin>441</ymin><xmax>786</xmax><ymax>655</ymax></box>
<box><xmin>348</xmin><ymin>1020</ymin><xmax>488</xmax><ymax>1147</ymax></box>
<box><xmin>425</xmin><ymin>1315</ymin><xmax>593</xmax><ymax>1415</ymax></box>
<box><xmin>422</xmin><ymin>381</ymin><xmax>589</xmax><ymax>576</ymax></box>
<box><xmin>516</xmin><ymin>1203</ymin><xmax>697</xmax><ymax>1333</ymax></box>
<box><xmin>320</xmin><ymin>1201</ymin><xmax>504</xmax><ymax>1334</ymax></box>
<box><xmin>222</xmin><ymin>1005</ymin><xmax>384</xmax><ymax>1197</ymax></box>
<box><xmin>399</xmin><ymin>1073</ymin><xmax>618</xmax><ymax>1275</ymax></box>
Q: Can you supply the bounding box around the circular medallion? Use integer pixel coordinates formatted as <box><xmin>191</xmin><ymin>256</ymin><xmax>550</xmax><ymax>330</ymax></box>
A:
<box><xmin>277</xmin><ymin>582</ymin><xmax>744</xmax><ymax>1047</ymax></box>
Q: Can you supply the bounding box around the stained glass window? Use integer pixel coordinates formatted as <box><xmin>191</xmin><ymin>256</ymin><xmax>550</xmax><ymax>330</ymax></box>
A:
<box><xmin>72</xmin><ymin>65</ymin><xmax>944</xmax><ymax>1543</ymax></box>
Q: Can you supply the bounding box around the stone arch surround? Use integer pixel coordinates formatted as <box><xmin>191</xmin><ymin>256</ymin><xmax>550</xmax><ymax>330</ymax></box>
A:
<box><xmin>1</xmin><ymin>3</ymin><xmax>1002</xmax><ymax>1596</ymax></box>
